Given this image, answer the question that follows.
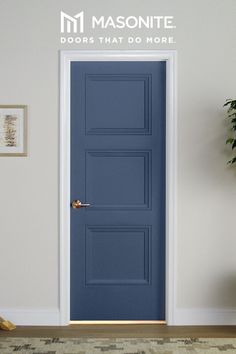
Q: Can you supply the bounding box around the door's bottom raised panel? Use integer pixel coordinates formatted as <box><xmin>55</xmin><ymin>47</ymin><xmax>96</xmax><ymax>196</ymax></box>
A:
<box><xmin>85</xmin><ymin>226</ymin><xmax>151</xmax><ymax>286</ymax></box>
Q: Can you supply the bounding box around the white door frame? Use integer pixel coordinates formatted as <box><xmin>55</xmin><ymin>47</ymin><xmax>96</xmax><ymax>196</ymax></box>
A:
<box><xmin>59</xmin><ymin>50</ymin><xmax>177</xmax><ymax>325</ymax></box>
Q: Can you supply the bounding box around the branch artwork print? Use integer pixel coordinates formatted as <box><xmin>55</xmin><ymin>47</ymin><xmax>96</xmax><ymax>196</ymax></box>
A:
<box><xmin>2</xmin><ymin>115</ymin><xmax>18</xmax><ymax>147</ymax></box>
<box><xmin>0</xmin><ymin>106</ymin><xmax>27</xmax><ymax>156</ymax></box>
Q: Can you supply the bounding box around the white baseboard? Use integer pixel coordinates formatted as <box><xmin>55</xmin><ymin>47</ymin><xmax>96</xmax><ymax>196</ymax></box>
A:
<box><xmin>0</xmin><ymin>308</ymin><xmax>60</xmax><ymax>326</ymax></box>
<box><xmin>174</xmin><ymin>308</ymin><xmax>236</xmax><ymax>325</ymax></box>
<box><xmin>1</xmin><ymin>307</ymin><xmax>236</xmax><ymax>326</ymax></box>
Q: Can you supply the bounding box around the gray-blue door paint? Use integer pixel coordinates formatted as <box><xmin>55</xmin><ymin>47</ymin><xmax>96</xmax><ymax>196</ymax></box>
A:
<box><xmin>70</xmin><ymin>61</ymin><xmax>166</xmax><ymax>320</ymax></box>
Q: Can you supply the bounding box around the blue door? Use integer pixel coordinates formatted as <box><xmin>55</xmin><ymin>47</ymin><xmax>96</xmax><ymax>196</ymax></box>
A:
<box><xmin>71</xmin><ymin>61</ymin><xmax>166</xmax><ymax>320</ymax></box>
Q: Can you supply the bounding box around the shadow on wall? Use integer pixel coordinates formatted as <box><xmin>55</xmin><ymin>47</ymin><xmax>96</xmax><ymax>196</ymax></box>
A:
<box><xmin>216</xmin><ymin>273</ymin><xmax>236</xmax><ymax>307</ymax></box>
<box><xmin>200</xmin><ymin>101</ymin><xmax>236</xmax><ymax>183</ymax></box>
<box><xmin>222</xmin><ymin>105</ymin><xmax>236</xmax><ymax>179</ymax></box>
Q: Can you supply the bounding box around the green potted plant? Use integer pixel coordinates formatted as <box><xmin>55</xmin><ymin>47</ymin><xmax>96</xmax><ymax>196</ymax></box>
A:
<box><xmin>225</xmin><ymin>99</ymin><xmax>236</xmax><ymax>164</ymax></box>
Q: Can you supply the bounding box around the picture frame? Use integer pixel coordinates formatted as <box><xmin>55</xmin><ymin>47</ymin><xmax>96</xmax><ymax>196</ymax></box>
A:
<box><xmin>0</xmin><ymin>105</ymin><xmax>27</xmax><ymax>156</ymax></box>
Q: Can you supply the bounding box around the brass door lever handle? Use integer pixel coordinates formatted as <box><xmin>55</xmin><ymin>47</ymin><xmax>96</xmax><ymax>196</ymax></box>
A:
<box><xmin>71</xmin><ymin>200</ymin><xmax>91</xmax><ymax>209</ymax></box>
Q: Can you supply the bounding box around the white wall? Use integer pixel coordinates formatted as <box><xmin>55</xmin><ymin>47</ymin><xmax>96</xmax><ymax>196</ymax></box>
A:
<box><xmin>0</xmin><ymin>0</ymin><xmax>236</xmax><ymax>325</ymax></box>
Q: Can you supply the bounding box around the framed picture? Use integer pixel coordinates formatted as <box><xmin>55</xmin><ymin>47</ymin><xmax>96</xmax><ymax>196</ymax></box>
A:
<box><xmin>0</xmin><ymin>105</ymin><xmax>27</xmax><ymax>156</ymax></box>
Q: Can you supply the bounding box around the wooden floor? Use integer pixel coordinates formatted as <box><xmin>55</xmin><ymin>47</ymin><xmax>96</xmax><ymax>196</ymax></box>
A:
<box><xmin>0</xmin><ymin>325</ymin><xmax>236</xmax><ymax>338</ymax></box>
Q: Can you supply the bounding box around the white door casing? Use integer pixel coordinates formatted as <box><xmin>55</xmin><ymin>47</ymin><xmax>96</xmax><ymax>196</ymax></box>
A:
<box><xmin>59</xmin><ymin>50</ymin><xmax>177</xmax><ymax>325</ymax></box>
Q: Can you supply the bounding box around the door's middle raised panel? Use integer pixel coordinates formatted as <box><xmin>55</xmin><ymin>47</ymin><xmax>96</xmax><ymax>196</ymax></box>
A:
<box><xmin>85</xmin><ymin>150</ymin><xmax>151</xmax><ymax>210</ymax></box>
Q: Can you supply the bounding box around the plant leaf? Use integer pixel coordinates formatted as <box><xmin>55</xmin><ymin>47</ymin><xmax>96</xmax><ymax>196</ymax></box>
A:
<box><xmin>228</xmin><ymin>157</ymin><xmax>236</xmax><ymax>165</ymax></box>
<box><xmin>226</xmin><ymin>138</ymin><xmax>234</xmax><ymax>144</ymax></box>
<box><xmin>224</xmin><ymin>101</ymin><xmax>232</xmax><ymax>107</ymax></box>
<box><xmin>232</xmin><ymin>140</ymin><xmax>236</xmax><ymax>149</ymax></box>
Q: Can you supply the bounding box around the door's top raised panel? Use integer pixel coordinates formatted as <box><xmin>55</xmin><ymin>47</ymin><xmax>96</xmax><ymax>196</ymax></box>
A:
<box><xmin>85</xmin><ymin>74</ymin><xmax>152</xmax><ymax>135</ymax></box>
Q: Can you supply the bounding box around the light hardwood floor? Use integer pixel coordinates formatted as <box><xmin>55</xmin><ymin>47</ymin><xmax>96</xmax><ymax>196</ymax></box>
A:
<box><xmin>0</xmin><ymin>325</ymin><xmax>236</xmax><ymax>338</ymax></box>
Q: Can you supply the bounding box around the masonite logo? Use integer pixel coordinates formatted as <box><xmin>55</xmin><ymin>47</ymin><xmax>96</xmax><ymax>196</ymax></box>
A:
<box><xmin>60</xmin><ymin>11</ymin><xmax>176</xmax><ymax>33</ymax></box>
<box><xmin>61</xmin><ymin>11</ymin><xmax>84</xmax><ymax>33</ymax></box>
<box><xmin>60</xmin><ymin>11</ymin><xmax>176</xmax><ymax>45</ymax></box>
